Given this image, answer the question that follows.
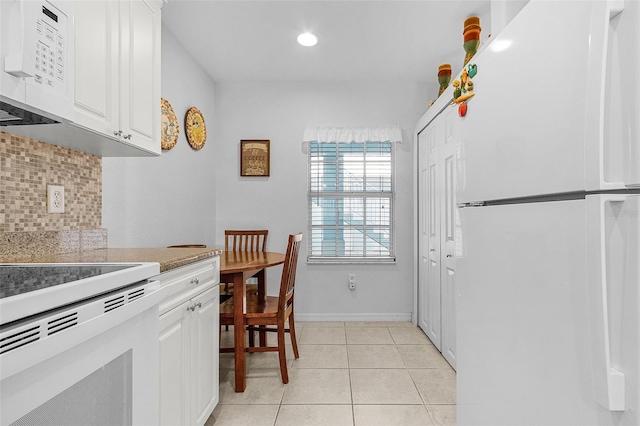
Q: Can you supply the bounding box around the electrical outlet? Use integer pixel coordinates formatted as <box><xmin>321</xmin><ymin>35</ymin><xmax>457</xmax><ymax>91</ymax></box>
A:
<box><xmin>348</xmin><ymin>273</ymin><xmax>356</xmax><ymax>290</ymax></box>
<box><xmin>47</xmin><ymin>185</ymin><xmax>65</xmax><ymax>213</ymax></box>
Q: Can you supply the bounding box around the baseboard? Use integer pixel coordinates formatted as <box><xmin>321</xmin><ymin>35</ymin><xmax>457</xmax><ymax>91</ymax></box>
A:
<box><xmin>294</xmin><ymin>312</ymin><xmax>413</xmax><ymax>322</ymax></box>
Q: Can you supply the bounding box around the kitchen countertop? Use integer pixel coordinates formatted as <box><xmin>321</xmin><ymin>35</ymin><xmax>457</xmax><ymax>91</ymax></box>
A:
<box><xmin>0</xmin><ymin>247</ymin><xmax>222</xmax><ymax>273</ymax></box>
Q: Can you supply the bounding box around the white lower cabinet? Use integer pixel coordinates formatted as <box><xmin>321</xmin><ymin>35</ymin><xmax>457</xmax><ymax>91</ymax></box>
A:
<box><xmin>157</xmin><ymin>258</ymin><xmax>220</xmax><ymax>426</ymax></box>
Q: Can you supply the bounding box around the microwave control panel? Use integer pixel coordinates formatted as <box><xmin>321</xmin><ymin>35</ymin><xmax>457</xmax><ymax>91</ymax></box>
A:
<box><xmin>32</xmin><ymin>3</ymin><xmax>67</xmax><ymax>97</ymax></box>
<box><xmin>0</xmin><ymin>0</ymin><xmax>72</xmax><ymax>120</ymax></box>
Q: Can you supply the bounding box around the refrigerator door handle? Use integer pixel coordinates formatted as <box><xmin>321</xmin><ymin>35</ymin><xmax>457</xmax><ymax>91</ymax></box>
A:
<box><xmin>586</xmin><ymin>194</ymin><xmax>626</xmax><ymax>411</ymax></box>
<box><xmin>584</xmin><ymin>0</ymin><xmax>626</xmax><ymax>191</ymax></box>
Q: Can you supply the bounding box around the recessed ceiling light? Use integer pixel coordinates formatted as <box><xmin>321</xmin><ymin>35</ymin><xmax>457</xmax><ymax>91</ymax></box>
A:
<box><xmin>297</xmin><ymin>32</ymin><xmax>318</xmax><ymax>47</ymax></box>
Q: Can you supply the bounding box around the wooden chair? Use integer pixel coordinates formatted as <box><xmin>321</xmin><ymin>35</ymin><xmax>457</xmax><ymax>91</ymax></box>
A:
<box><xmin>221</xmin><ymin>229</ymin><xmax>268</xmax><ymax>294</ymax></box>
<box><xmin>220</xmin><ymin>230</ymin><xmax>269</xmax><ymax>331</ymax></box>
<box><xmin>219</xmin><ymin>233</ymin><xmax>303</xmax><ymax>384</ymax></box>
<box><xmin>225</xmin><ymin>229</ymin><xmax>268</xmax><ymax>252</ymax></box>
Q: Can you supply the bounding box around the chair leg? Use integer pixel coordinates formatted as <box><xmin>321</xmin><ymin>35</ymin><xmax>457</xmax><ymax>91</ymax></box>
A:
<box><xmin>248</xmin><ymin>326</ymin><xmax>255</xmax><ymax>348</ymax></box>
<box><xmin>258</xmin><ymin>325</ymin><xmax>267</xmax><ymax>347</ymax></box>
<box><xmin>277</xmin><ymin>324</ymin><xmax>289</xmax><ymax>384</ymax></box>
<box><xmin>288</xmin><ymin>312</ymin><xmax>300</xmax><ymax>359</ymax></box>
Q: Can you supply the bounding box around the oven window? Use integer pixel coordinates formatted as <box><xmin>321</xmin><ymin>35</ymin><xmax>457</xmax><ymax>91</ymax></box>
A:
<box><xmin>11</xmin><ymin>350</ymin><xmax>133</xmax><ymax>426</ymax></box>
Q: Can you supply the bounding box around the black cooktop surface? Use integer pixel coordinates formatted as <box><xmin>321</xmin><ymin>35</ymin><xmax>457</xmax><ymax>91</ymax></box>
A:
<box><xmin>0</xmin><ymin>264</ymin><xmax>137</xmax><ymax>299</ymax></box>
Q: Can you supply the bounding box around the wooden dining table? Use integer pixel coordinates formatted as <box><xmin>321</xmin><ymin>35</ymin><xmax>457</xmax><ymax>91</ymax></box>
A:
<box><xmin>219</xmin><ymin>250</ymin><xmax>286</xmax><ymax>392</ymax></box>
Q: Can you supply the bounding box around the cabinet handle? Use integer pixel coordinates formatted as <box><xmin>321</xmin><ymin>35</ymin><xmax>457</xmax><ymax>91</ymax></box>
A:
<box><xmin>187</xmin><ymin>302</ymin><xmax>203</xmax><ymax>312</ymax></box>
<box><xmin>123</xmin><ymin>134</ymin><xmax>132</xmax><ymax>140</ymax></box>
<box><xmin>113</xmin><ymin>130</ymin><xmax>122</xmax><ymax>137</ymax></box>
<box><xmin>429</xmin><ymin>249</ymin><xmax>435</xmax><ymax>252</ymax></box>
<box><xmin>191</xmin><ymin>278</ymin><xmax>200</xmax><ymax>285</ymax></box>
<box><xmin>446</xmin><ymin>254</ymin><xmax>452</xmax><ymax>258</ymax></box>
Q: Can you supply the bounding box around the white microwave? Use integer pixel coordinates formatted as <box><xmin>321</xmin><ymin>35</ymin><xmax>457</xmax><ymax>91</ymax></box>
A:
<box><xmin>0</xmin><ymin>0</ymin><xmax>73</xmax><ymax>125</ymax></box>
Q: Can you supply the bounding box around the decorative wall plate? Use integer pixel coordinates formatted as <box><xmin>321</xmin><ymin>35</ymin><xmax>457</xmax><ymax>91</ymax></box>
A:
<box><xmin>160</xmin><ymin>98</ymin><xmax>179</xmax><ymax>150</ymax></box>
<box><xmin>185</xmin><ymin>106</ymin><xmax>207</xmax><ymax>150</ymax></box>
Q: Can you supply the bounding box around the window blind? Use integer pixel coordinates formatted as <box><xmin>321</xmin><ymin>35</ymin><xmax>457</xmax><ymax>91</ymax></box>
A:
<box><xmin>308</xmin><ymin>141</ymin><xmax>395</xmax><ymax>263</ymax></box>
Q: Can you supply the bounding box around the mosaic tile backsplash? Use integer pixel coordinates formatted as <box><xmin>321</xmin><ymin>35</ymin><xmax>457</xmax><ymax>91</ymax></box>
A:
<box><xmin>1</xmin><ymin>131</ymin><xmax>102</xmax><ymax>233</ymax></box>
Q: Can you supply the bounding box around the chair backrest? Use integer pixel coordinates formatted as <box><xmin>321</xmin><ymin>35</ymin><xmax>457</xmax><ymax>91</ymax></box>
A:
<box><xmin>277</xmin><ymin>233</ymin><xmax>303</xmax><ymax>314</ymax></box>
<box><xmin>224</xmin><ymin>230</ymin><xmax>268</xmax><ymax>252</ymax></box>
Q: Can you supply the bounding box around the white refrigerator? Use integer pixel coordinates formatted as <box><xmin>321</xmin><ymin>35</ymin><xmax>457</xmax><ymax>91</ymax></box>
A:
<box><xmin>455</xmin><ymin>0</ymin><xmax>639</xmax><ymax>425</ymax></box>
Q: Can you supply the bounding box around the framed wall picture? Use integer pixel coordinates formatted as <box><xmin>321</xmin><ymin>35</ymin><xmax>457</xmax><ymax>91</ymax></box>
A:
<box><xmin>240</xmin><ymin>140</ymin><xmax>270</xmax><ymax>176</ymax></box>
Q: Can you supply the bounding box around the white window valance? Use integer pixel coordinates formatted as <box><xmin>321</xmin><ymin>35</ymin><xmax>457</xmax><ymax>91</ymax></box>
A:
<box><xmin>303</xmin><ymin>125</ymin><xmax>403</xmax><ymax>143</ymax></box>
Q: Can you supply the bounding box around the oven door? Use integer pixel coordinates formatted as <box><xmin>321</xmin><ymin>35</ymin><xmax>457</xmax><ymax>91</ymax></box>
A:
<box><xmin>0</xmin><ymin>281</ymin><xmax>166</xmax><ymax>426</ymax></box>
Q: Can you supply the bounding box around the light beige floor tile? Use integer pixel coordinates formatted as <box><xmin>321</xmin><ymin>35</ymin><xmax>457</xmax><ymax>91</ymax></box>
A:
<box><xmin>219</xmin><ymin>367</ymin><xmax>231</xmax><ymax>385</ymax></box>
<box><xmin>244</xmin><ymin>349</ymin><xmax>296</xmax><ymax>371</ymax></box>
<box><xmin>219</xmin><ymin>347</ymin><xmax>295</xmax><ymax>370</ymax></box>
<box><xmin>253</xmin><ymin>328</ymin><xmax>299</xmax><ymax>347</ymax></box>
<box><xmin>353</xmin><ymin>405</ymin><xmax>434</xmax><ymax>426</ymax></box>
<box><xmin>299</xmin><ymin>327</ymin><xmax>347</xmax><ymax>345</ymax></box>
<box><xmin>427</xmin><ymin>404</ymin><xmax>457</xmax><ymax>426</ymax></box>
<box><xmin>344</xmin><ymin>321</ymin><xmax>388</xmax><ymax>327</ymax></box>
<box><xmin>292</xmin><ymin>344</ymin><xmax>349</xmax><ymax>369</ymax></box>
<box><xmin>345</xmin><ymin>327</ymin><xmax>394</xmax><ymax>344</ymax></box>
<box><xmin>386</xmin><ymin>321</ymin><xmax>416</xmax><ymax>327</ymax></box>
<box><xmin>206</xmin><ymin>404</ymin><xmax>279</xmax><ymax>426</ymax></box>
<box><xmin>347</xmin><ymin>344</ymin><xmax>405</xmax><ymax>368</ymax></box>
<box><xmin>350</xmin><ymin>369</ymin><xmax>423</xmax><ymax>404</ymax></box>
<box><xmin>244</xmin><ymin>366</ymin><xmax>283</xmax><ymax>379</ymax></box>
<box><xmin>213</xmin><ymin>323</ymin><xmax>458</xmax><ymax>425</ymax></box>
<box><xmin>219</xmin><ymin>353</ymin><xmax>235</xmax><ymax>370</ymax></box>
<box><xmin>397</xmin><ymin>345</ymin><xmax>451</xmax><ymax>368</ymax></box>
<box><xmin>220</xmin><ymin>326</ymin><xmax>298</xmax><ymax>348</ymax></box>
<box><xmin>275</xmin><ymin>405</ymin><xmax>354</xmax><ymax>426</ymax></box>
<box><xmin>410</xmin><ymin>368</ymin><xmax>457</xmax><ymax>404</ymax></box>
<box><xmin>220</xmin><ymin>327</ymin><xmax>236</xmax><ymax>348</ymax></box>
<box><xmin>299</xmin><ymin>321</ymin><xmax>345</xmax><ymax>328</ymax></box>
<box><xmin>218</xmin><ymin>369</ymin><xmax>285</xmax><ymax>405</ymax></box>
<box><xmin>388</xmin><ymin>326</ymin><xmax>432</xmax><ymax>344</ymax></box>
<box><xmin>289</xmin><ymin>320</ymin><xmax>304</xmax><ymax>333</ymax></box>
<box><xmin>282</xmin><ymin>368</ymin><xmax>352</xmax><ymax>404</ymax></box>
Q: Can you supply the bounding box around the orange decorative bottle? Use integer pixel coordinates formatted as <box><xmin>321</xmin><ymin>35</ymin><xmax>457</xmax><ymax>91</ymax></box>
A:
<box><xmin>463</xmin><ymin>16</ymin><xmax>481</xmax><ymax>66</ymax></box>
<box><xmin>437</xmin><ymin>63</ymin><xmax>452</xmax><ymax>97</ymax></box>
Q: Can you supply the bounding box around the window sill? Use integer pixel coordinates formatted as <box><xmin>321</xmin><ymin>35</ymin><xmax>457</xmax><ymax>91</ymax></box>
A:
<box><xmin>306</xmin><ymin>257</ymin><xmax>396</xmax><ymax>265</ymax></box>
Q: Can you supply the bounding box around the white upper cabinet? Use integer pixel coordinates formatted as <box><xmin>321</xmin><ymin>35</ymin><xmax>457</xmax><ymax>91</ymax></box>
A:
<box><xmin>74</xmin><ymin>0</ymin><xmax>161</xmax><ymax>155</ymax></box>
<box><xmin>73</xmin><ymin>1</ymin><xmax>118</xmax><ymax>141</ymax></box>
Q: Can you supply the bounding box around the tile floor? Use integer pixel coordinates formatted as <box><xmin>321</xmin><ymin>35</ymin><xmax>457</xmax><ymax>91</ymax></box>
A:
<box><xmin>206</xmin><ymin>321</ymin><xmax>456</xmax><ymax>426</ymax></box>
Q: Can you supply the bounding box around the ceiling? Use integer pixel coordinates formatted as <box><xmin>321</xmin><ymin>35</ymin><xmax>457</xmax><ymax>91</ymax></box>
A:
<box><xmin>161</xmin><ymin>0</ymin><xmax>492</xmax><ymax>83</ymax></box>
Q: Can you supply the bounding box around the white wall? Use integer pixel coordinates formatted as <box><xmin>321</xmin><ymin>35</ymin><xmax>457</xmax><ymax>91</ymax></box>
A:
<box><xmin>102</xmin><ymin>26</ymin><xmax>218</xmax><ymax>248</ymax></box>
<box><xmin>215</xmin><ymin>81</ymin><xmax>432</xmax><ymax>320</ymax></box>
<box><xmin>103</xmin><ymin>24</ymin><xmax>436</xmax><ymax>320</ymax></box>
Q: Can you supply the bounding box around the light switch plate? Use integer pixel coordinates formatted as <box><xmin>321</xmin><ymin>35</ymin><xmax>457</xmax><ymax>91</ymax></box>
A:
<box><xmin>47</xmin><ymin>185</ymin><xmax>65</xmax><ymax>213</ymax></box>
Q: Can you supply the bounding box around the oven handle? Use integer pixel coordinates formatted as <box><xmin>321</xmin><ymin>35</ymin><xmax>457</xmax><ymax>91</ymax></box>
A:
<box><xmin>0</xmin><ymin>280</ymin><xmax>167</xmax><ymax>381</ymax></box>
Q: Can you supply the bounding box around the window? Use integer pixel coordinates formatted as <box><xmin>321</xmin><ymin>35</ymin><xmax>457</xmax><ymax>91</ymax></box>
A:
<box><xmin>308</xmin><ymin>141</ymin><xmax>395</xmax><ymax>263</ymax></box>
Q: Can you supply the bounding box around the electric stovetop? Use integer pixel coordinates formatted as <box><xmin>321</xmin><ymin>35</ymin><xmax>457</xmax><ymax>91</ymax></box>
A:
<box><xmin>0</xmin><ymin>263</ymin><xmax>160</xmax><ymax>325</ymax></box>
<box><xmin>0</xmin><ymin>264</ymin><xmax>137</xmax><ymax>299</ymax></box>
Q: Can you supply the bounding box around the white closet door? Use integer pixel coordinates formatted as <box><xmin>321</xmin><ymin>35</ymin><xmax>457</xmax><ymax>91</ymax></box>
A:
<box><xmin>418</xmin><ymin>117</ymin><xmax>444</xmax><ymax>350</ymax></box>
<box><xmin>417</xmin><ymin>106</ymin><xmax>459</xmax><ymax>366</ymax></box>
<box><xmin>440</xmin><ymin>108</ymin><xmax>458</xmax><ymax>368</ymax></box>
<box><xmin>417</xmin><ymin>127</ymin><xmax>432</xmax><ymax>338</ymax></box>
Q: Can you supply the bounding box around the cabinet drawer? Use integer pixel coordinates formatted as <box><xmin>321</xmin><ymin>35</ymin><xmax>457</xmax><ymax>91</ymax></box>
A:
<box><xmin>157</xmin><ymin>257</ymin><xmax>220</xmax><ymax>316</ymax></box>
